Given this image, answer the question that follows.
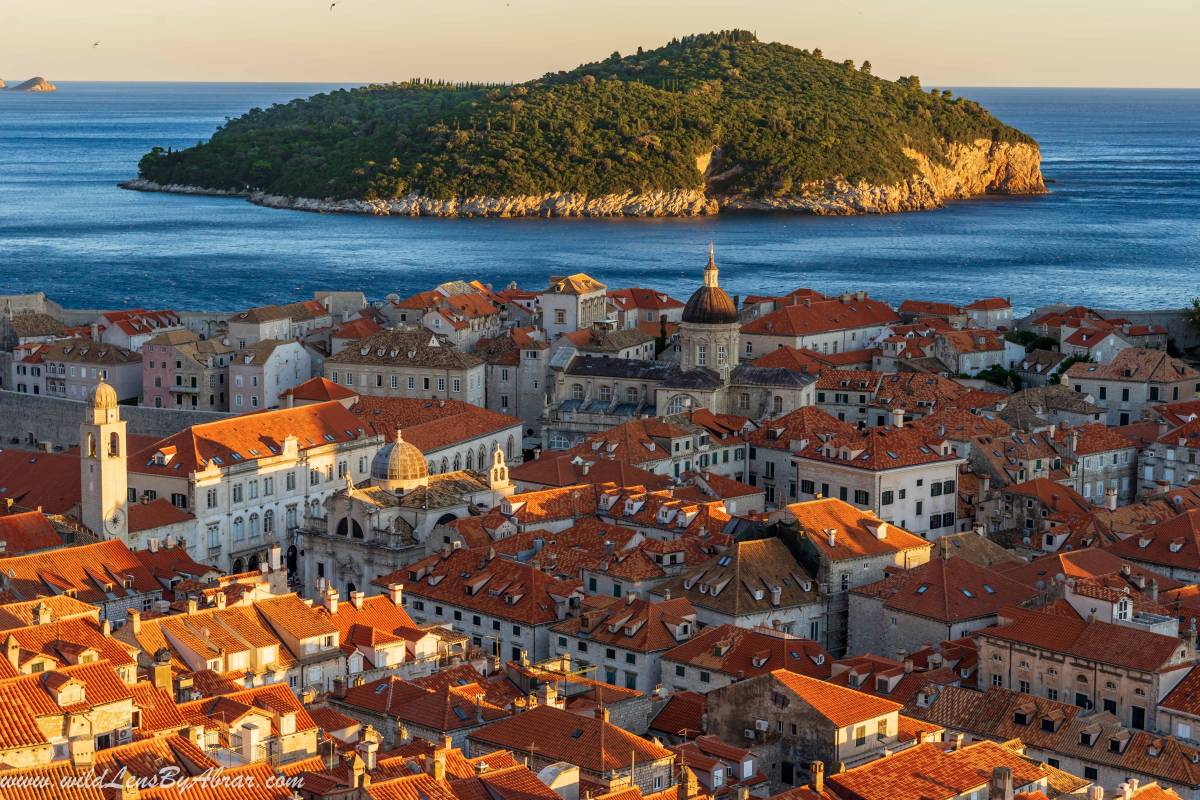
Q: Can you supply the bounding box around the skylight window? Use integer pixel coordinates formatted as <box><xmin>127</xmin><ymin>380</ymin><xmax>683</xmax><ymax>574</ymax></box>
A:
<box><xmin>961</xmin><ymin>588</ymin><xmax>975</xmax><ymax>598</ymax></box>
<box><xmin>915</xmin><ymin>585</ymin><xmax>928</xmax><ymax>594</ymax></box>
<box><xmin>983</xmin><ymin>584</ymin><xmax>995</xmax><ymax>593</ymax></box>
<box><xmin>717</xmin><ymin>556</ymin><xmax>732</xmax><ymax>567</ymax></box>
<box><xmin>453</xmin><ymin>707</ymin><xmax>469</xmax><ymax>721</ymax></box>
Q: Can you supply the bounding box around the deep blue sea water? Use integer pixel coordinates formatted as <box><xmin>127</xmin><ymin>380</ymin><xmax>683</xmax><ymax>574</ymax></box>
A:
<box><xmin>0</xmin><ymin>83</ymin><xmax>1197</xmax><ymax>313</ymax></box>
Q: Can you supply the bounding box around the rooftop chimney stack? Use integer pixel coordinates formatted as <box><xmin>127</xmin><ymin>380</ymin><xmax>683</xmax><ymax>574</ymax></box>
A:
<box><xmin>988</xmin><ymin>766</ymin><xmax>1013</xmax><ymax>800</ymax></box>
<box><xmin>810</xmin><ymin>761</ymin><xmax>825</xmax><ymax>794</ymax></box>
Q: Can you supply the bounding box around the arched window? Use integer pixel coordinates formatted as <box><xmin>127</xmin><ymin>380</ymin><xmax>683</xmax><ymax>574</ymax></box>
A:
<box><xmin>232</xmin><ymin>558</ymin><xmax>245</xmax><ymax>573</ymax></box>
<box><xmin>249</xmin><ymin>513</ymin><xmax>260</xmax><ymax>538</ymax></box>
<box><xmin>453</xmin><ymin>453</ymin><xmax>462</xmax><ymax>471</ymax></box>
<box><xmin>309</xmin><ymin>499</ymin><xmax>320</xmax><ymax>518</ymax></box>
<box><xmin>506</xmin><ymin>435</ymin><xmax>515</xmax><ymax>460</ymax></box>
<box><xmin>233</xmin><ymin>517</ymin><xmax>245</xmax><ymax>542</ymax></box>
<box><xmin>598</xmin><ymin>385</ymin><xmax>612</xmax><ymax>402</ymax></box>
<box><xmin>440</xmin><ymin>457</ymin><xmax>449</xmax><ymax>473</ymax></box>
<box><xmin>466</xmin><ymin>449</ymin><xmax>475</xmax><ymax>471</ymax></box>
<box><xmin>336</xmin><ymin>517</ymin><xmax>364</xmax><ymax>538</ymax></box>
<box><xmin>263</xmin><ymin>510</ymin><xmax>274</xmax><ymax>534</ymax></box>
<box><xmin>108</xmin><ymin>432</ymin><xmax>121</xmax><ymax>457</ymax></box>
<box><xmin>478</xmin><ymin>446</ymin><xmax>487</xmax><ymax>468</ymax></box>
<box><xmin>549</xmin><ymin>433</ymin><xmax>571</xmax><ymax>450</ymax></box>
<box><xmin>86</xmin><ymin>433</ymin><xmax>96</xmax><ymax>458</ymax></box>
<box><xmin>571</xmin><ymin>383</ymin><xmax>584</xmax><ymax>400</ymax></box>
<box><xmin>666</xmin><ymin>395</ymin><xmax>694</xmax><ymax>415</ymax></box>
<box><xmin>772</xmin><ymin>396</ymin><xmax>784</xmax><ymax>414</ymax></box>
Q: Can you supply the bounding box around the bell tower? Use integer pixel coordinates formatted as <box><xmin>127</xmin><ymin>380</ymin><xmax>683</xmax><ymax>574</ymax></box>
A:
<box><xmin>80</xmin><ymin>379</ymin><xmax>128</xmax><ymax>541</ymax></box>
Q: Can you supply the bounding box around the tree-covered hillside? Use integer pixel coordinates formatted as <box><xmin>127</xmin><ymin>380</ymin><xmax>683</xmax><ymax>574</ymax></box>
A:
<box><xmin>138</xmin><ymin>31</ymin><xmax>1035</xmax><ymax>201</ymax></box>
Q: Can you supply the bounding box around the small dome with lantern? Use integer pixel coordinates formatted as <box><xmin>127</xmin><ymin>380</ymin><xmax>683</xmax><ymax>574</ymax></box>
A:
<box><xmin>370</xmin><ymin>430</ymin><xmax>429</xmax><ymax>492</ymax></box>
<box><xmin>681</xmin><ymin>244</ymin><xmax>739</xmax><ymax>325</ymax></box>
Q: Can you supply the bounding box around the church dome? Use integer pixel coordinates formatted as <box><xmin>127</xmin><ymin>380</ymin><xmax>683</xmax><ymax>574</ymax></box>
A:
<box><xmin>682</xmin><ymin>246</ymin><xmax>739</xmax><ymax>325</ymax></box>
<box><xmin>370</xmin><ymin>431</ymin><xmax>429</xmax><ymax>492</ymax></box>
<box><xmin>87</xmin><ymin>380</ymin><xmax>119</xmax><ymax>412</ymax></box>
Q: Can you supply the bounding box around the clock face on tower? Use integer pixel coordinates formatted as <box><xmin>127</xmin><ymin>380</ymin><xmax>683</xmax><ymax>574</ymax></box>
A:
<box><xmin>105</xmin><ymin>508</ymin><xmax>125</xmax><ymax>534</ymax></box>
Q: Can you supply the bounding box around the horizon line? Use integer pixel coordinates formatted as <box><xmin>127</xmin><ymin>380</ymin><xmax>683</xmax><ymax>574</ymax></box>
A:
<box><xmin>10</xmin><ymin>79</ymin><xmax>1200</xmax><ymax>91</ymax></box>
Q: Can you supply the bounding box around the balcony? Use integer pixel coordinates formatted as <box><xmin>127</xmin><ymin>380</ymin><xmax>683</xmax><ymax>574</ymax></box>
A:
<box><xmin>170</xmin><ymin>384</ymin><xmax>201</xmax><ymax>394</ymax></box>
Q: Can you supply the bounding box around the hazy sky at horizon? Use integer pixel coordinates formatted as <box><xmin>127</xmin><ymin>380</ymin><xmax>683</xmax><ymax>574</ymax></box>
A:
<box><xmin>3</xmin><ymin>0</ymin><xmax>1197</xmax><ymax>87</ymax></box>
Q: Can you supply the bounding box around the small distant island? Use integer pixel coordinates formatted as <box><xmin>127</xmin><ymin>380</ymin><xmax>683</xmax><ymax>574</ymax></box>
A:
<box><xmin>1</xmin><ymin>77</ymin><xmax>57</xmax><ymax>92</ymax></box>
<box><xmin>129</xmin><ymin>30</ymin><xmax>1046</xmax><ymax>218</ymax></box>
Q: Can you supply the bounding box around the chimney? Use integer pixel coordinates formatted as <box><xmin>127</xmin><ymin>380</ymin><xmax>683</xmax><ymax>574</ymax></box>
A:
<box><xmin>70</xmin><ymin>735</ymin><xmax>95</xmax><ymax>769</ymax></box>
<box><xmin>988</xmin><ymin>766</ymin><xmax>1013</xmax><ymax>800</ymax></box>
<box><xmin>892</xmin><ymin>408</ymin><xmax>905</xmax><ymax>429</ymax></box>
<box><xmin>333</xmin><ymin>676</ymin><xmax>347</xmax><ymax>699</ymax></box>
<box><xmin>1105</xmin><ymin>487</ymin><xmax>1118</xmax><ymax>511</ymax></box>
<box><xmin>101</xmin><ymin>619</ymin><xmax>111</xmax><ymax>637</ymax></box>
<box><xmin>188</xmin><ymin>724</ymin><xmax>205</xmax><ymax>750</ymax></box>
<box><xmin>358</xmin><ymin>738</ymin><xmax>379</xmax><ymax>771</ymax></box>
<box><xmin>33</xmin><ymin>601</ymin><xmax>51</xmax><ymax>626</ymax></box>
<box><xmin>4</xmin><ymin>634</ymin><xmax>19</xmax><ymax>669</ymax></box>
<box><xmin>595</xmin><ymin>706</ymin><xmax>610</xmax><ymax>723</ymax></box>
<box><xmin>432</xmin><ymin>751</ymin><xmax>447</xmax><ymax>781</ymax></box>
<box><xmin>388</xmin><ymin>583</ymin><xmax>404</xmax><ymax>606</ymax></box>
<box><xmin>127</xmin><ymin>609</ymin><xmax>142</xmax><ymax>635</ymax></box>
<box><xmin>269</xmin><ymin>545</ymin><xmax>282</xmax><ymax>572</ymax></box>
<box><xmin>826</xmin><ymin>528</ymin><xmax>837</xmax><ymax>548</ymax></box>
<box><xmin>240</xmin><ymin>722</ymin><xmax>259</xmax><ymax>764</ymax></box>
<box><xmin>351</xmin><ymin>590</ymin><xmax>365</xmax><ymax>610</ymax></box>
<box><xmin>324</xmin><ymin>586</ymin><xmax>339</xmax><ymax>615</ymax></box>
<box><xmin>951</xmin><ymin>732</ymin><xmax>964</xmax><ymax>751</ymax></box>
<box><xmin>1088</xmin><ymin>787</ymin><xmax>1104</xmax><ymax>800</ymax></box>
<box><xmin>1149</xmin><ymin>578</ymin><xmax>1159</xmax><ymax>601</ymax></box>
<box><xmin>186</xmin><ymin>597</ymin><xmax>198</xmax><ymax>615</ymax></box>
<box><xmin>810</xmin><ymin>761</ymin><xmax>825</xmax><ymax>794</ymax></box>
<box><xmin>903</xmin><ymin>657</ymin><xmax>913</xmax><ymax>674</ymax></box>
<box><xmin>148</xmin><ymin>537</ymin><xmax>159</xmax><ymax>552</ymax></box>
<box><xmin>215</xmin><ymin>592</ymin><xmax>226</xmax><ymax>610</ymax></box>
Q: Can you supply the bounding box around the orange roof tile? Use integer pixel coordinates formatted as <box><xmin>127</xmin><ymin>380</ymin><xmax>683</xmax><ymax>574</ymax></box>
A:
<box><xmin>663</xmin><ymin>624</ymin><xmax>831</xmax><ymax>680</ymax></box>
<box><xmin>769</xmin><ymin>669</ymin><xmax>902</xmax><ymax>727</ymax></box>
<box><xmin>851</xmin><ymin>556</ymin><xmax>1038</xmax><ymax>623</ymax></box>
<box><xmin>787</xmin><ymin>498</ymin><xmax>932</xmax><ymax>561</ymax></box>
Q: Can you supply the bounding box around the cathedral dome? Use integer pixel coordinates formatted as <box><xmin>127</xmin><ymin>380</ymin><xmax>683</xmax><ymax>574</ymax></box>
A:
<box><xmin>682</xmin><ymin>246</ymin><xmax>739</xmax><ymax>325</ymax></box>
<box><xmin>370</xmin><ymin>430</ymin><xmax>429</xmax><ymax>492</ymax></box>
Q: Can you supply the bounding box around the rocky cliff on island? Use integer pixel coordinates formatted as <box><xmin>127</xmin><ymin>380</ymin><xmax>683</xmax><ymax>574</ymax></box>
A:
<box><xmin>129</xmin><ymin>30</ymin><xmax>1046</xmax><ymax>218</ymax></box>
<box><xmin>3</xmin><ymin>77</ymin><xmax>57</xmax><ymax>92</ymax></box>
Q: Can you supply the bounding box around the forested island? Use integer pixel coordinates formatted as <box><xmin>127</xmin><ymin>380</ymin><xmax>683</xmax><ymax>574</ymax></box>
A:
<box><xmin>129</xmin><ymin>31</ymin><xmax>1046</xmax><ymax>217</ymax></box>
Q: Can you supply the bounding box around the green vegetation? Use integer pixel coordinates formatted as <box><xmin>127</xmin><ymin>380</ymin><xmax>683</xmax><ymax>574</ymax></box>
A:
<box><xmin>1052</xmin><ymin>355</ymin><xmax>1092</xmax><ymax>383</ymax></box>
<box><xmin>1005</xmin><ymin>330</ymin><xmax>1058</xmax><ymax>353</ymax></box>
<box><xmin>974</xmin><ymin>364</ymin><xmax>1022</xmax><ymax>391</ymax></box>
<box><xmin>138</xmin><ymin>31</ymin><xmax>1035</xmax><ymax>201</ymax></box>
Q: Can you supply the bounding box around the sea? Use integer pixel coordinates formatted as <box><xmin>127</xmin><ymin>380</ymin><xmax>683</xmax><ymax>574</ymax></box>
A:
<box><xmin>0</xmin><ymin>83</ymin><xmax>1197</xmax><ymax>313</ymax></box>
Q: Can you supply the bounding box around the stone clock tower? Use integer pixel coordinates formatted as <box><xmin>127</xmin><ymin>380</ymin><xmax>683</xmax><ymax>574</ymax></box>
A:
<box><xmin>80</xmin><ymin>379</ymin><xmax>129</xmax><ymax>542</ymax></box>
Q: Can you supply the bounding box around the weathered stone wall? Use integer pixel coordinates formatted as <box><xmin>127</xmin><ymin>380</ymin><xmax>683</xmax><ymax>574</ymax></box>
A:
<box><xmin>0</xmin><ymin>389</ymin><xmax>229</xmax><ymax>450</ymax></box>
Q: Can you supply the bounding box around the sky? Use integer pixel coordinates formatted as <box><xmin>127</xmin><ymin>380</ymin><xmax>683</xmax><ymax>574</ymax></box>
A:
<box><xmin>2</xmin><ymin>0</ymin><xmax>1198</xmax><ymax>87</ymax></box>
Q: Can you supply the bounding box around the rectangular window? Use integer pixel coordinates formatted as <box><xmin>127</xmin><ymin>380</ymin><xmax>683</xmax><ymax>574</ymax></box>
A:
<box><xmin>853</xmin><ymin>489</ymin><xmax>869</xmax><ymax>505</ymax></box>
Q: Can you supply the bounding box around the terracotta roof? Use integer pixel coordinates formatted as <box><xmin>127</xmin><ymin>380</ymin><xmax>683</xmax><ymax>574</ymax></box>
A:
<box><xmin>792</xmin><ymin>425</ymin><xmax>960</xmax><ymax>471</ymax></box>
<box><xmin>828</xmin><ymin>656</ymin><xmax>962</xmax><ymax>705</ymax></box>
<box><xmin>385</xmin><ymin>547</ymin><xmax>581</xmax><ymax>626</ymax></box>
<box><xmin>747</xmin><ymin>406</ymin><xmax>855</xmax><ymax>449</ymax></box>
<box><xmin>545</xmin><ymin>273</ymin><xmax>606</xmax><ymax>296</ymax></box>
<box><xmin>965</xmin><ymin>297</ymin><xmax>1012</xmax><ymax>311</ymax></box>
<box><xmin>769</xmin><ymin>668</ymin><xmax>902</xmax><ymax>727</ymax></box>
<box><xmin>651</xmin><ymin>538</ymin><xmax>820</xmax><ymax>618</ymax></box>
<box><xmin>500</xmin><ymin>484</ymin><xmax>599</xmax><ymax>526</ymax></box>
<box><xmin>749</xmin><ymin>346</ymin><xmax>835</xmax><ymax>375</ymax></box>
<box><xmin>0</xmin><ymin>450</ymin><xmax>86</xmax><ymax>514</ymax></box>
<box><xmin>1003</xmin><ymin>478</ymin><xmax>1092</xmax><ymax>518</ymax></box>
<box><xmin>553</xmin><ymin>596</ymin><xmax>696</xmax><ymax>653</ymax></box>
<box><xmin>999</xmin><ymin>549</ymin><xmax>1180</xmax><ymax>595</ymax></box>
<box><xmin>0</xmin><ymin>510</ymin><xmax>64</xmax><ymax>555</ymax></box>
<box><xmin>786</xmin><ymin>498</ymin><xmax>932</xmax><ymax>562</ymax></box>
<box><xmin>979</xmin><ymin>605</ymin><xmax>1189</xmax><ymax>672</ymax></box>
<box><xmin>0</xmin><ymin>538</ymin><xmax>160</xmax><ymax>604</ymax></box>
<box><xmin>608</xmin><ymin>287</ymin><xmax>684</xmax><ymax>312</ymax></box>
<box><xmin>1106</xmin><ymin>509</ymin><xmax>1200</xmax><ymax>571</ymax></box>
<box><xmin>899</xmin><ymin>300</ymin><xmax>963</xmax><ymax>317</ymax></box>
<box><xmin>3</xmin><ymin>615</ymin><xmax>138</xmax><ymax>670</ymax></box>
<box><xmin>127</xmin><ymin>498</ymin><xmax>195</xmax><ymax>533</ymax></box>
<box><xmin>511</xmin><ymin>453</ymin><xmax>671</xmax><ymax>491</ymax></box>
<box><xmin>285</xmin><ymin>375</ymin><xmax>359</xmax><ymax>402</ymax></box>
<box><xmin>650</xmin><ymin>690</ymin><xmax>707</xmax><ymax>737</ymax></box>
<box><xmin>333</xmin><ymin>315</ymin><xmax>384</xmax><ymax>341</ymax></box>
<box><xmin>351</xmin><ymin>396</ymin><xmax>520</xmax><ymax>453</ymax></box>
<box><xmin>8</xmin><ymin>312</ymin><xmax>67</xmax><ymax>339</ymax></box>
<box><xmin>0</xmin><ymin>595</ymin><xmax>97</xmax><ymax>631</ymax></box>
<box><xmin>129</xmin><ymin>681</ymin><xmax>188</xmax><ymax>734</ymax></box>
<box><xmin>468</xmin><ymin>704</ymin><xmax>672</xmax><ymax>773</ymax></box>
<box><xmin>741</xmin><ymin>296</ymin><xmax>899</xmax><ymax>338</ymax></box>
<box><xmin>233</xmin><ymin>298</ymin><xmax>327</xmax><ymax>324</ymax></box>
<box><xmin>327</xmin><ymin>329</ymin><xmax>482</xmax><ymax>369</ymax></box>
<box><xmin>340</xmin><ymin>667</ymin><xmax>513</xmax><ymax>732</ymax></box>
<box><xmin>663</xmin><ymin>624</ymin><xmax>831</xmax><ymax>679</ymax></box>
<box><xmin>827</xmin><ymin>740</ymin><xmax>1044</xmax><ymax>800</ymax></box>
<box><xmin>37</xmin><ymin>336</ymin><xmax>141</xmax><ymax>365</ymax></box>
<box><xmin>1051</xmin><ymin>422</ymin><xmax>1136</xmax><ymax>456</ymax></box>
<box><xmin>1067</xmin><ymin>348</ymin><xmax>1199</xmax><ymax>383</ymax></box>
<box><xmin>852</xmin><ymin>556</ymin><xmax>1038</xmax><ymax>623</ymax></box>
<box><xmin>130</xmin><ymin>399</ymin><xmax>372</xmax><ymax>476</ymax></box>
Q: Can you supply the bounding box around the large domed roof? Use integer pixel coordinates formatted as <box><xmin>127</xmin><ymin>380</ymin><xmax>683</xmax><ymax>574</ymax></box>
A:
<box><xmin>370</xmin><ymin>431</ymin><xmax>429</xmax><ymax>491</ymax></box>
<box><xmin>682</xmin><ymin>247</ymin><xmax>739</xmax><ymax>325</ymax></box>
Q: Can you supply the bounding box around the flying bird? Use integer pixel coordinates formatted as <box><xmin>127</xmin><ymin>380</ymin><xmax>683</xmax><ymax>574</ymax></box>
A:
<box><xmin>93</xmin><ymin>41</ymin><xmax>100</xmax><ymax>48</ymax></box>
<box><xmin>329</xmin><ymin>2</ymin><xmax>336</xmax><ymax>10</ymax></box>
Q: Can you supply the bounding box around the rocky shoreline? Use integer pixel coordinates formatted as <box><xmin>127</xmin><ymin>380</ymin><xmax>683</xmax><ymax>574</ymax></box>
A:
<box><xmin>121</xmin><ymin>139</ymin><xmax>1045</xmax><ymax>219</ymax></box>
